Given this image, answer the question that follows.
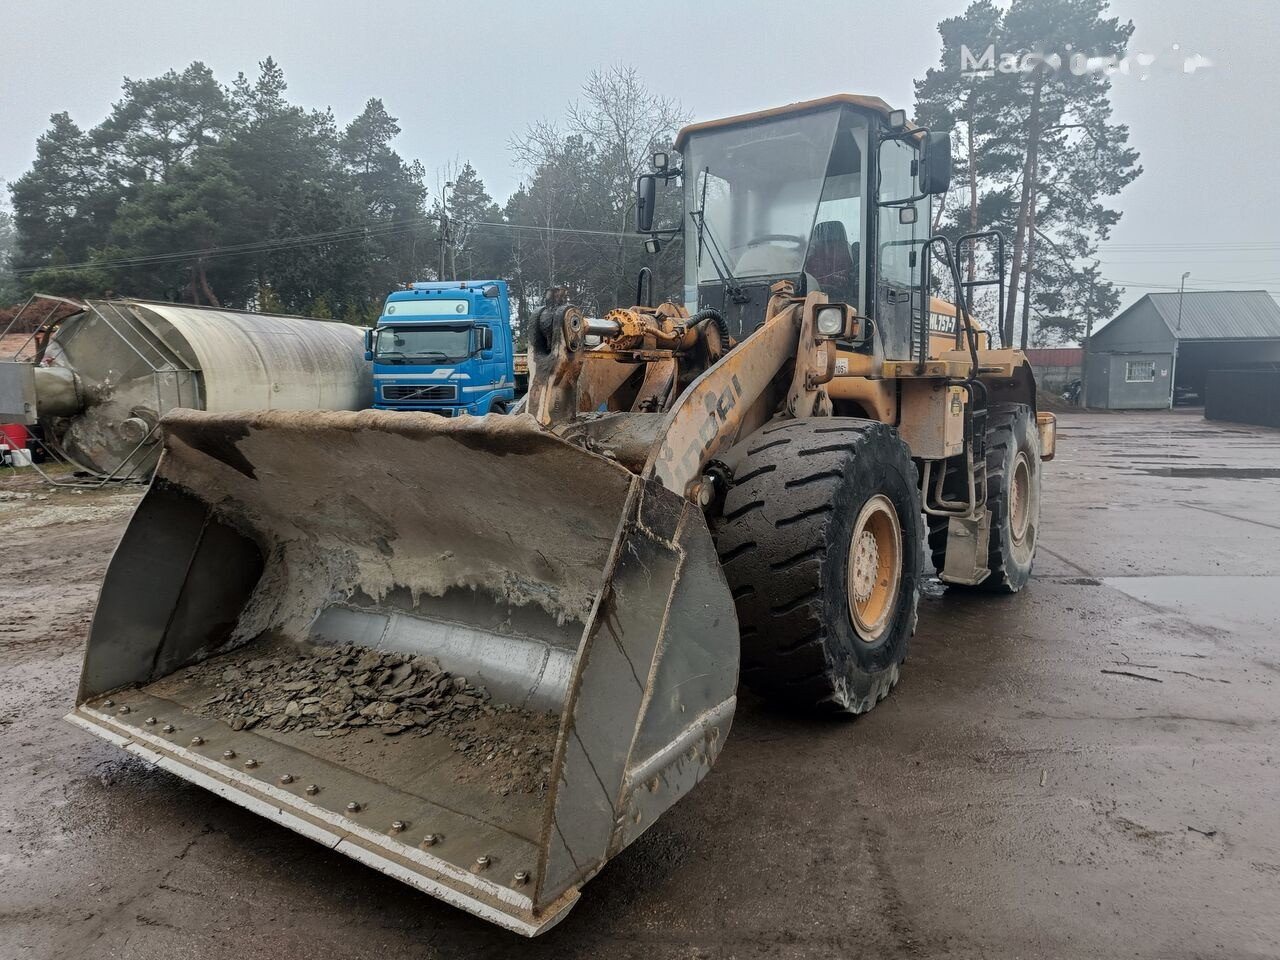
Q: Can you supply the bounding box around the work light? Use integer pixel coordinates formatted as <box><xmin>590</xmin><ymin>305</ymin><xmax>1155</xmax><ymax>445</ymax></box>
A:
<box><xmin>816</xmin><ymin>306</ymin><xmax>846</xmax><ymax>337</ymax></box>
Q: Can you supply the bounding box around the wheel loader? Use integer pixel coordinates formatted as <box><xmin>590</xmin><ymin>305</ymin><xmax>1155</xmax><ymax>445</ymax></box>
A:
<box><xmin>68</xmin><ymin>94</ymin><xmax>1057</xmax><ymax>935</ymax></box>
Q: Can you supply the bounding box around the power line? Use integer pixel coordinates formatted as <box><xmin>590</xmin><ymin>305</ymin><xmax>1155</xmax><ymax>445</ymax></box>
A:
<box><xmin>12</xmin><ymin>216</ymin><xmax>650</xmax><ymax>276</ymax></box>
<box><xmin>11</xmin><ymin>218</ymin><xmax>425</xmax><ymax>275</ymax></box>
<box><xmin>1097</xmin><ymin>241</ymin><xmax>1280</xmax><ymax>252</ymax></box>
<box><xmin>1106</xmin><ymin>271</ymin><xmax>1280</xmax><ymax>286</ymax></box>
<box><xmin>1095</xmin><ymin>259</ymin><xmax>1280</xmax><ymax>267</ymax></box>
<box><xmin>1105</xmin><ymin>277</ymin><xmax>1280</xmax><ymax>296</ymax></box>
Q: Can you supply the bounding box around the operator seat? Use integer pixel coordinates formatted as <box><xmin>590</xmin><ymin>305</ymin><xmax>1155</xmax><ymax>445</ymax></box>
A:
<box><xmin>806</xmin><ymin>220</ymin><xmax>858</xmax><ymax>305</ymax></box>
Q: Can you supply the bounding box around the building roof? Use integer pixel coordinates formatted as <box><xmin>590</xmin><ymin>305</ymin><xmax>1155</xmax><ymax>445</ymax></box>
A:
<box><xmin>1025</xmin><ymin>347</ymin><xmax>1083</xmax><ymax>366</ymax></box>
<box><xmin>1139</xmin><ymin>291</ymin><xmax>1280</xmax><ymax>340</ymax></box>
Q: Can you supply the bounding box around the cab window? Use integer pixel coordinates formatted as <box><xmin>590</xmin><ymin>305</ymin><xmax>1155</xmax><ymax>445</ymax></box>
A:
<box><xmin>876</xmin><ymin>139</ymin><xmax>927</xmax><ymax>288</ymax></box>
<box><xmin>806</xmin><ymin>110</ymin><xmax>867</xmax><ymax>311</ymax></box>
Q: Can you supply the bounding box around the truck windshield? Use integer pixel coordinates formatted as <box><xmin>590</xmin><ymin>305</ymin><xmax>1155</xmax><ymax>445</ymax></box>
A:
<box><xmin>682</xmin><ymin>106</ymin><xmax>869</xmax><ymax>309</ymax></box>
<box><xmin>374</xmin><ymin>325</ymin><xmax>473</xmax><ymax>363</ymax></box>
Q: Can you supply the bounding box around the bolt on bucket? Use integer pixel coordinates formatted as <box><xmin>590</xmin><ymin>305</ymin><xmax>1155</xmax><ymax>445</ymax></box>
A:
<box><xmin>67</xmin><ymin>408</ymin><xmax>738</xmax><ymax>935</ymax></box>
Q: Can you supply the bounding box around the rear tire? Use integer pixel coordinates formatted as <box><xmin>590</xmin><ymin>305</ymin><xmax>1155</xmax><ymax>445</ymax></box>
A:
<box><xmin>714</xmin><ymin>418</ymin><xmax>923</xmax><ymax>714</ymax></box>
<box><xmin>980</xmin><ymin>403</ymin><xmax>1041</xmax><ymax>592</ymax></box>
<box><xmin>928</xmin><ymin>403</ymin><xmax>1040</xmax><ymax>592</ymax></box>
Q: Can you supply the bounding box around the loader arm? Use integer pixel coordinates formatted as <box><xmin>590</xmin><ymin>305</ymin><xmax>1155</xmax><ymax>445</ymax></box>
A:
<box><xmin>644</xmin><ymin>303</ymin><xmax>801</xmax><ymax>497</ymax></box>
<box><xmin>640</xmin><ymin>292</ymin><xmax>844</xmax><ymax>501</ymax></box>
<box><xmin>525</xmin><ymin>282</ymin><xmax>837</xmax><ymax>502</ymax></box>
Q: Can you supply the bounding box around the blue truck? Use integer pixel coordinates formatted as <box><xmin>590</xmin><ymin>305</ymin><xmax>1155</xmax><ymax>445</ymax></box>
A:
<box><xmin>364</xmin><ymin>280</ymin><xmax>517</xmax><ymax>415</ymax></box>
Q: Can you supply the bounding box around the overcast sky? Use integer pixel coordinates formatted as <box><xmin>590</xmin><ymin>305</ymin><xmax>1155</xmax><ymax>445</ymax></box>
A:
<box><xmin>3</xmin><ymin>0</ymin><xmax>1276</xmax><ymax>314</ymax></box>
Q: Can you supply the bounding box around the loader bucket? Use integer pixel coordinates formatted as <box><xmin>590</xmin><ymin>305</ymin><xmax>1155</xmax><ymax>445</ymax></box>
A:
<box><xmin>67</xmin><ymin>409</ymin><xmax>738</xmax><ymax>935</ymax></box>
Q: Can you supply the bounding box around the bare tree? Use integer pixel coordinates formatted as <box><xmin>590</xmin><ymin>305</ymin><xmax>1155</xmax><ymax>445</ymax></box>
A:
<box><xmin>567</xmin><ymin>66</ymin><xmax>686</xmax><ymax>305</ymax></box>
<box><xmin>510</xmin><ymin>65</ymin><xmax>688</xmax><ymax>310</ymax></box>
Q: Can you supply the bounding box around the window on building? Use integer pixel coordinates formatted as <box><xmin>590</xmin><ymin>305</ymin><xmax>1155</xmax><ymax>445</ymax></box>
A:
<box><xmin>1125</xmin><ymin>360</ymin><xmax>1156</xmax><ymax>383</ymax></box>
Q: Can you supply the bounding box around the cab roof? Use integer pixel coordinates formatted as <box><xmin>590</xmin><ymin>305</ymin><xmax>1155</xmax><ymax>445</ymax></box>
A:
<box><xmin>386</xmin><ymin>280</ymin><xmax>506</xmax><ymax>299</ymax></box>
<box><xmin>673</xmin><ymin>94</ymin><xmax>903</xmax><ymax>151</ymax></box>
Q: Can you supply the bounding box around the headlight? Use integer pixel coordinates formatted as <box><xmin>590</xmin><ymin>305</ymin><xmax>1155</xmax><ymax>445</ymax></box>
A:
<box><xmin>815</xmin><ymin>306</ymin><xmax>846</xmax><ymax>337</ymax></box>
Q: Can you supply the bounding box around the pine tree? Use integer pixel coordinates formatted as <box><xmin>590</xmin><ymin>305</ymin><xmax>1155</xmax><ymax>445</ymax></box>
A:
<box><xmin>9</xmin><ymin>113</ymin><xmax>111</xmax><ymax>270</ymax></box>
<box><xmin>915</xmin><ymin>0</ymin><xmax>1141</xmax><ymax>345</ymax></box>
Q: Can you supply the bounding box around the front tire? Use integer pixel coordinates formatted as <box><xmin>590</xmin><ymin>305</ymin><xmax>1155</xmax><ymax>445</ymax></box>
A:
<box><xmin>714</xmin><ymin>419</ymin><xmax>923</xmax><ymax>714</ymax></box>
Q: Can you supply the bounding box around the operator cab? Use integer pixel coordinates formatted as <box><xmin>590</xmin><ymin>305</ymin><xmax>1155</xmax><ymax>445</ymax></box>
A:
<box><xmin>640</xmin><ymin>95</ymin><xmax>950</xmax><ymax>361</ymax></box>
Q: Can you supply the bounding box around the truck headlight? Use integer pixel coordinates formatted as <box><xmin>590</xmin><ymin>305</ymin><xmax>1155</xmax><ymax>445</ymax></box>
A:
<box><xmin>815</xmin><ymin>306</ymin><xmax>846</xmax><ymax>337</ymax></box>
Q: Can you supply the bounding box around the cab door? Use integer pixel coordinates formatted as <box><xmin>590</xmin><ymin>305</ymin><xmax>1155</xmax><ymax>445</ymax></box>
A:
<box><xmin>472</xmin><ymin>323</ymin><xmax>500</xmax><ymax>408</ymax></box>
<box><xmin>874</xmin><ymin>137</ymin><xmax>928</xmax><ymax>361</ymax></box>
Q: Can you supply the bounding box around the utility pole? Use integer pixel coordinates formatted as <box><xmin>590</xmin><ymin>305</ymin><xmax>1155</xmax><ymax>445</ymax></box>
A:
<box><xmin>1079</xmin><ymin>313</ymin><xmax>1094</xmax><ymax>408</ymax></box>
<box><xmin>438</xmin><ymin>180</ymin><xmax>453</xmax><ymax>281</ymax></box>
<box><xmin>1020</xmin><ymin>219</ymin><xmax>1036</xmax><ymax>350</ymax></box>
<box><xmin>1169</xmin><ymin>271</ymin><xmax>1190</xmax><ymax>408</ymax></box>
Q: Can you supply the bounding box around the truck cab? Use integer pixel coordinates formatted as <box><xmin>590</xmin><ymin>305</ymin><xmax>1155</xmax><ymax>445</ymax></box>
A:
<box><xmin>366</xmin><ymin>281</ymin><xmax>516</xmax><ymax>415</ymax></box>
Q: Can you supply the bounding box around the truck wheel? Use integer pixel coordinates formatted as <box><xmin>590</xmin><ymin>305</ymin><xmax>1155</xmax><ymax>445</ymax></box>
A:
<box><xmin>928</xmin><ymin>403</ymin><xmax>1040</xmax><ymax>593</ymax></box>
<box><xmin>714</xmin><ymin>418</ymin><xmax>923</xmax><ymax>714</ymax></box>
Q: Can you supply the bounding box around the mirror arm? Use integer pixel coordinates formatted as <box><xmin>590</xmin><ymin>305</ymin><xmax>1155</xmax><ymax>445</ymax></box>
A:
<box><xmin>877</xmin><ymin>192</ymin><xmax>929</xmax><ymax>209</ymax></box>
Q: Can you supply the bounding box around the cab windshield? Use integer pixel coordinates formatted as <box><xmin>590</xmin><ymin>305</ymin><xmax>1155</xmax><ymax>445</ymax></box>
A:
<box><xmin>373</xmin><ymin>325</ymin><xmax>473</xmax><ymax>364</ymax></box>
<box><xmin>682</xmin><ymin>106</ymin><xmax>869</xmax><ymax>309</ymax></box>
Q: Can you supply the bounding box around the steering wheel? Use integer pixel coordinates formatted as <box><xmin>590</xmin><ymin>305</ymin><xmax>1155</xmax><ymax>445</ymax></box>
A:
<box><xmin>745</xmin><ymin>234</ymin><xmax>805</xmax><ymax>248</ymax></box>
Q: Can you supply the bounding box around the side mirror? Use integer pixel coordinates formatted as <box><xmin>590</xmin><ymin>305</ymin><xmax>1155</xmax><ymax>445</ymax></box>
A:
<box><xmin>635</xmin><ymin>174</ymin><xmax>657</xmax><ymax>233</ymax></box>
<box><xmin>363</xmin><ymin>328</ymin><xmax>373</xmax><ymax>361</ymax></box>
<box><xmin>920</xmin><ymin>130</ymin><xmax>952</xmax><ymax>195</ymax></box>
<box><xmin>479</xmin><ymin>326</ymin><xmax>494</xmax><ymax>351</ymax></box>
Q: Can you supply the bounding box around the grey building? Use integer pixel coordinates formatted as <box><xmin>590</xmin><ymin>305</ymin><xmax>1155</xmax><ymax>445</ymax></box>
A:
<box><xmin>1084</xmin><ymin>291</ymin><xmax>1280</xmax><ymax>409</ymax></box>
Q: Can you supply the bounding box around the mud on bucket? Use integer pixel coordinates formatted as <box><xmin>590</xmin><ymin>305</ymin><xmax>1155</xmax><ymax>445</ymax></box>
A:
<box><xmin>72</xmin><ymin>408</ymin><xmax>739</xmax><ymax>934</ymax></box>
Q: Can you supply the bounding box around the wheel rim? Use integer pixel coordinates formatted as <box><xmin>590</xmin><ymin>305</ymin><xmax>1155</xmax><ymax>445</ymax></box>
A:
<box><xmin>1010</xmin><ymin>452</ymin><xmax>1032</xmax><ymax>545</ymax></box>
<box><xmin>846</xmin><ymin>494</ymin><xmax>902</xmax><ymax>644</ymax></box>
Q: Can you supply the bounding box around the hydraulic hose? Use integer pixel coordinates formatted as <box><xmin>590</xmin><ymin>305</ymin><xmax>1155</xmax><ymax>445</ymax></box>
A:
<box><xmin>689</xmin><ymin>307</ymin><xmax>732</xmax><ymax>354</ymax></box>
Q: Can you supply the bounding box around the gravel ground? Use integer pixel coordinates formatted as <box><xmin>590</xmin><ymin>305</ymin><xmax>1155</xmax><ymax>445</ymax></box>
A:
<box><xmin>1</xmin><ymin>410</ymin><xmax>1278</xmax><ymax>959</ymax></box>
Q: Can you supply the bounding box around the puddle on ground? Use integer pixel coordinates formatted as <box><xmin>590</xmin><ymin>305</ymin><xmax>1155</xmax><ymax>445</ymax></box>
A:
<box><xmin>1099</xmin><ymin>453</ymin><xmax>1201</xmax><ymax>460</ymax></box>
<box><xmin>1134</xmin><ymin>467</ymin><xmax>1280</xmax><ymax>479</ymax></box>
<box><xmin>1102</xmin><ymin>575</ymin><xmax>1280</xmax><ymax>631</ymax></box>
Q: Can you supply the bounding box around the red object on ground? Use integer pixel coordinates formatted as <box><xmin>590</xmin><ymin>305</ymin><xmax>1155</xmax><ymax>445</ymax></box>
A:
<box><xmin>1</xmin><ymin>423</ymin><xmax>29</xmax><ymax>450</ymax></box>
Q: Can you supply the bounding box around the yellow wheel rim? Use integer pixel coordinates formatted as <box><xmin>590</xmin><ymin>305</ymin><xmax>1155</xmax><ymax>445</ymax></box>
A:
<box><xmin>847</xmin><ymin>494</ymin><xmax>902</xmax><ymax>644</ymax></box>
<box><xmin>1010</xmin><ymin>452</ymin><xmax>1031</xmax><ymax>545</ymax></box>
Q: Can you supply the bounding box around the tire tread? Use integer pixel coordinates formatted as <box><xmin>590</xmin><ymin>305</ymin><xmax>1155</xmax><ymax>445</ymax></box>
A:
<box><xmin>714</xmin><ymin>418</ymin><xmax>922</xmax><ymax>713</ymax></box>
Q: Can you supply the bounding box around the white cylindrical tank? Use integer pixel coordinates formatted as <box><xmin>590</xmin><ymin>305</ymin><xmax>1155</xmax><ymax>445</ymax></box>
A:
<box><xmin>22</xmin><ymin>299</ymin><xmax>373</xmax><ymax>478</ymax></box>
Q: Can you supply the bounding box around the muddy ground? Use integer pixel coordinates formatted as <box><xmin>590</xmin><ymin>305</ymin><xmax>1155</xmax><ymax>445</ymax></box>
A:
<box><xmin>1</xmin><ymin>409</ymin><xmax>1277</xmax><ymax>959</ymax></box>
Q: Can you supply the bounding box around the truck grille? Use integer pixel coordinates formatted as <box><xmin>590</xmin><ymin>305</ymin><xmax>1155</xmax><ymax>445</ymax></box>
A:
<box><xmin>382</xmin><ymin>383</ymin><xmax>458</xmax><ymax>402</ymax></box>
